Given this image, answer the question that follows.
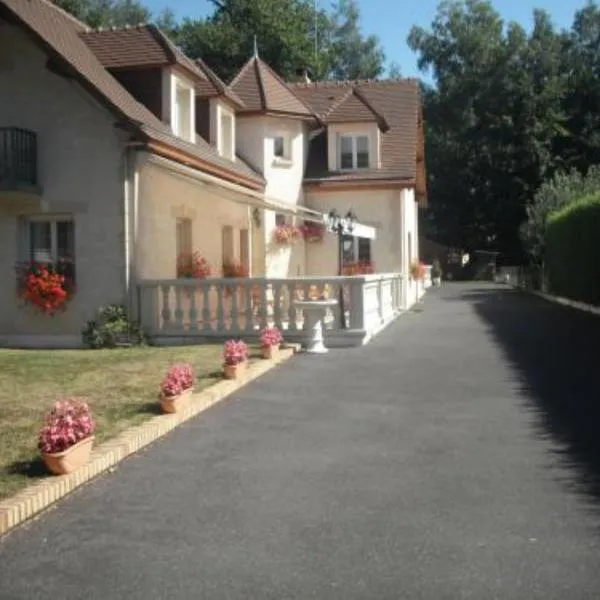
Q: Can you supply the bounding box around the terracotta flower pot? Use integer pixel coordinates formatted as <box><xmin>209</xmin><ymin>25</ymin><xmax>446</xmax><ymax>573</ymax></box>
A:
<box><xmin>223</xmin><ymin>361</ymin><xmax>247</xmax><ymax>379</ymax></box>
<box><xmin>159</xmin><ymin>387</ymin><xmax>194</xmax><ymax>414</ymax></box>
<box><xmin>42</xmin><ymin>435</ymin><xmax>95</xmax><ymax>475</ymax></box>
<box><xmin>261</xmin><ymin>344</ymin><xmax>280</xmax><ymax>360</ymax></box>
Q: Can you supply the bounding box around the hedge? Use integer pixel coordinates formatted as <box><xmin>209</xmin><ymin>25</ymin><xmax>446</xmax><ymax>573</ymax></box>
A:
<box><xmin>546</xmin><ymin>192</ymin><xmax>600</xmax><ymax>305</ymax></box>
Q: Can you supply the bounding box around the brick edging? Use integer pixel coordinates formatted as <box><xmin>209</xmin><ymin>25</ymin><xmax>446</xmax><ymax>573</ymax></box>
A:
<box><xmin>0</xmin><ymin>346</ymin><xmax>299</xmax><ymax>537</ymax></box>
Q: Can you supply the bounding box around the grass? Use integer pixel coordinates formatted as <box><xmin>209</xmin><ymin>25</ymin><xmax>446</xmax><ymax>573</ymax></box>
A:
<box><xmin>0</xmin><ymin>344</ymin><xmax>233</xmax><ymax>500</ymax></box>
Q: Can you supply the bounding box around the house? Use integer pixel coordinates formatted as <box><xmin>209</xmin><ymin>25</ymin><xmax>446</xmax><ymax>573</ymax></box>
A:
<box><xmin>0</xmin><ymin>0</ymin><xmax>426</xmax><ymax>348</ymax></box>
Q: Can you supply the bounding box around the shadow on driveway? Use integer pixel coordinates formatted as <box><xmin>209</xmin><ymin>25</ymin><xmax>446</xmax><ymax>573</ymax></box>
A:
<box><xmin>448</xmin><ymin>285</ymin><xmax>600</xmax><ymax>511</ymax></box>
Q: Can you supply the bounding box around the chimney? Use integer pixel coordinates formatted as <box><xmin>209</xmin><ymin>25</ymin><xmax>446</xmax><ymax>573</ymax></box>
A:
<box><xmin>295</xmin><ymin>67</ymin><xmax>313</xmax><ymax>84</ymax></box>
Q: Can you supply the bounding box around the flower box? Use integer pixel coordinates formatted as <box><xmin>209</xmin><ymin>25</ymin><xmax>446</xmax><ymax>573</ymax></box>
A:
<box><xmin>261</xmin><ymin>344</ymin><xmax>281</xmax><ymax>360</ymax></box>
<box><xmin>38</xmin><ymin>398</ymin><xmax>95</xmax><ymax>475</ymax></box>
<box><xmin>223</xmin><ymin>339</ymin><xmax>249</xmax><ymax>378</ymax></box>
<box><xmin>159</xmin><ymin>387</ymin><xmax>194</xmax><ymax>414</ymax></box>
<box><xmin>159</xmin><ymin>364</ymin><xmax>194</xmax><ymax>414</ymax></box>
<box><xmin>259</xmin><ymin>327</ymin><xmax>283</xmax><ymax>359</ymax></box>
<box><xmin>223</xmin><ymin>361</ymin><xmax>248</xmax><ymax>379</ymax></box>
<box><xmin>42</xmin><ymin>435</ymin><xmax>95</xmax><ymax>475</ymax></box>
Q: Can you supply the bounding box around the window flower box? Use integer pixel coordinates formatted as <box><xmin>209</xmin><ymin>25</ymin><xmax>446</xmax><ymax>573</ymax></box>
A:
<box><xmin>16</xmin><ymin>260</ymin><xmax>75</xmax><ymax>316</ymax></box>
<box><xmin>273</xmin><ymin>224</ymin><xmax>301</xmax><ymax>246</ymax></box>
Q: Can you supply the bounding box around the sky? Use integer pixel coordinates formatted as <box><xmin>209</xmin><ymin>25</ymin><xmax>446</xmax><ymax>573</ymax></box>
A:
<box><xmin>144</xmin><ymin>0</ymin><xmax>589</xmax><ymax>78</ymax></box>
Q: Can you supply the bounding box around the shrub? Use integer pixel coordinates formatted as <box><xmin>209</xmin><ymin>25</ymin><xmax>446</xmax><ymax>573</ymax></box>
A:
<box><xmin>546</xmin><ymin>192</ymin><xmax>600</xmax><ymax>305</ymax></box>
<box><xmin>223</xmin><ymin>340</ymin><xmax>249</xmax><ymax>365</ymax></box>
<box><xmin>260</xmin><ymin>327</ymin><xmax>283</xmax><ymax>347</ymax></box>
<box><xmin>159</xmin><ymin>363</ymin><xmax>194</xmax><ymax>398</ymax></box>
<box><xmin>82</xmin><ymin>304</ymin><xmax>147</xmax><ymax>349</ymax></box>
<box><xmin>38</xmin><ymin>398</ymin><xmax>95</xmax><ymax>454</ymax></box>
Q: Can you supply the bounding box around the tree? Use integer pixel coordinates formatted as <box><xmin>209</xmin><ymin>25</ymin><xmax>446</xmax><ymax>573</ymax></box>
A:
<box><xmin>328</xmin><ymin>0</ymin><xmax>385</xmax><ymax>80</ymax></box>
<box><xmin>408</xmin><ymin>0</ymin><xmax>565</xmax><ymax>259</ymax></box>
<box><xmin>172</xmin><ymin>0</ymin><xmax>384</xmax><ymax>82</ymax></box>
<box><xmin>52</xmin><ymin>0</ymin><xmax>151</xmax><ymax>28</ymax></box>
<box><xmin>172</xmin><ymin>0</ymin><xmax>333</xmax><ymax>83</ymax></box>
<box><xmin>388</xmin><ymin>61</ymin><xmax>402</xmax><ymax>78</ymax></box>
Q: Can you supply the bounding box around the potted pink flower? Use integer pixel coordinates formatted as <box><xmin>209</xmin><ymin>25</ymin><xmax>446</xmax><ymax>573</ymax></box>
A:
<box><xmin>223</xmin><ymin>339</ymin><xmax>249</xmax><ymax>379</ymax></box>
<box><xmin>159</xmin><ymin>363</ymin><xmax>195</xmax><ymax>413</ymax></box>
<box><xmin>38</xmin><ymin>398</ymin><xmax>96</xmax><ymax>475</ymax></box>
<box><xmin>260</xmin><ymin>326</ymin><xmax>283</xmax><ymax>359</ymax></box>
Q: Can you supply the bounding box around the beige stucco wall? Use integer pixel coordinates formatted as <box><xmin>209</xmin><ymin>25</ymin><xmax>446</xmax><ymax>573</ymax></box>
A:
<box><xmin>0</xmin><ymin>21</ymin><xmax>127</xmax><ymax>344</ymax></box>
<box><xmin>304</xmin><ymin>188</ymin><xmax>403</xmax><ymax>276</ymax></box>
<box><xmin>235</xmin><ymin>115</ymin><xmax>308</xmax><ymax>278</ymax></box>
<box><xmin>136</xmin><ymin>155</ymin><xmax>252</xmax><ymax>280</ymax></box>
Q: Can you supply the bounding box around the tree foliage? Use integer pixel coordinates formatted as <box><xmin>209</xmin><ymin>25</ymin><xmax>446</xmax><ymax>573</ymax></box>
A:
<box><xmin>171</xmin><ymin>0</ymin><xmax>385</xmax><ymax>82</ymax></box>
<box><xmin>52</xmin><ymin>0</ymin><xmax>152</xmax><ymax>28</ymax></box>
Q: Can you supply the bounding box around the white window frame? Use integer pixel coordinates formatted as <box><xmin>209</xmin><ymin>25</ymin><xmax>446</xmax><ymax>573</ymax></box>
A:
<box><xmin>22</xmin><ymin>215</ymin><xmax>75</xmax><ymax>264</ymax></box>
<box><xmin>219</xmin><ymin>110</ymin><xmax>234</xmax><ymax>160</ymax></box>
<box><xmin>272</xmin><ymin>134</ymin><xmax>293</xmax><ymax>166</ymax></box>
<box><xmin>339</xmin><ymin>134</ymin><xmax>370</xmax><ymax>170</ymax></box>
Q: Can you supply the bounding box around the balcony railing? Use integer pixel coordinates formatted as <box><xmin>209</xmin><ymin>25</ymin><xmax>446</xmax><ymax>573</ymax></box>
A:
<box><xmin>0</xmin><ymin>127</ymin><xmax>39</xmax><ymax>191</ymax></box>
<box><xmin>137</xmin><ymin>273</ymin><xmax>404</xmax><ymax>348</ymax></box>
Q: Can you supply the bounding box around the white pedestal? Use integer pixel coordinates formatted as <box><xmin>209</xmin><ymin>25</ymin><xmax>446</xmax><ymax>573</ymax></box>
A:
<box><xmin>293</xmin><ymin>299</ymin><xmax>338</xmax><ymax>354</ymax></box>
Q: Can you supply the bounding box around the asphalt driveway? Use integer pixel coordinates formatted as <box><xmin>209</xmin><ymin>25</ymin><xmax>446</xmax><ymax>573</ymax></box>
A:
<box><xmin>1</xmin><ymin>283</ymin><xmax>600</xmax><ymax>599</ymax></box>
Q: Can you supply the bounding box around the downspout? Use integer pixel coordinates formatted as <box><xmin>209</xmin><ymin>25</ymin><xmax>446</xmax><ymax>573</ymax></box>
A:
<box><xmin>123</xmin><ymin>142</ymin><xmax>144</xmax><ymax>320</ymax></box>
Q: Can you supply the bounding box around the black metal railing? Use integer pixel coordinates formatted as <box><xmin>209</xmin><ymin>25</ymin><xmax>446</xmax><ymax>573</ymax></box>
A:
<box><xmin>0</xmin><ymin>127</ymin><xmax>38</xmax><ymax>188</ymax></box>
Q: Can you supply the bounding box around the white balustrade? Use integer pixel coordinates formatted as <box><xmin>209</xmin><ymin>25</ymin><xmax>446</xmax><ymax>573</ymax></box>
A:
<box><xmin>137</xmin><ymin>273</ymin><xmax>404</xmax><ymax>347</ymax></box>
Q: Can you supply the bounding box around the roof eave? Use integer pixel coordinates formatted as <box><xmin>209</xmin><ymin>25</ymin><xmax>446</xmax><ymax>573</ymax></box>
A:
<box><xmin>143</xmin><ymin>137</ymin><xmax>264</xmax><ymax>191</ymax></box>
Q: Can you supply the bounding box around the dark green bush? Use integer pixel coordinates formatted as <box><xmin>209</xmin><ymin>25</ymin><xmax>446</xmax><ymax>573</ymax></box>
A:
<box><xmin>82</xmin><ymin>304</ymin><xmax>148</xmax><ymax>349</ymax></box>
<box><xmin>546</xmin><ymin>192</ymin><xmax>600</xmax><ymax>305</ymax></box>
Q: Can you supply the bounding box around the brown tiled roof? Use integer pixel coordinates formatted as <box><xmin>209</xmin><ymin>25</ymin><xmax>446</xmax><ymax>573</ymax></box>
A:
<box><xmin>230</xmin><ymin>56</ymin><xmax>314</xmax><ymax>118</ymax></box>
<box><xmin>194</xmin><ymin>57</ymin><xmax>245</xmax><ymax>108</ymax></box>
<box><xmin>290</xmin><ymin>79</ymin><xmax>421</xmax><ymax>184</ymax></box>
<box><xmin>324</xmin><ymin>89</ymin><xmax>389</xmax><ymax>131</ymax></box>
<box><xmin>0</xmin><ymin>0</ymin><xmax>262</xmax><ymax>188</ymax></box>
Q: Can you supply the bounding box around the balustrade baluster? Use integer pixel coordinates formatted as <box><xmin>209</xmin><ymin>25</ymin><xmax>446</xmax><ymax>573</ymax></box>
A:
<box><xmin>160</xmin><ymin>284</ymin><xmax>172</xmax><ymax>331</ymax></box>
<box><xmin>258</xmin><ymin>282</ymin><xmax>268</xmax><ymax>329</ymax></box>
<box><xmin>216</xmin><ymin>283</ymin><xmax>225</xmax><ymax>332</ymax></box>
<box><xmin>273</xmin><ymin>282</ymin><xmax>283</xmax><ymax>329</ymax></box>
<box><xmin>230</xmin><ymin>282</ymin><xmax>239</xmax><ymax>333</ymax></box>
<box><xmin>244</xmin><ymin>282</ymin><xmax>254</xmax><ymax>332</ymax></box>
<box><xmin>188</xmin><ymin>285</ymin><xmax>199</xmax><ymax>333</ymax></box>
<box><xmin>174</xmin><ymin>286</ymin><xmax>184</xmax><ymax>330</ymax></box>
<box><xmin>201</xmin><ymin>282</ymin><xmax>211</xmax><ymax>331</ymax></box>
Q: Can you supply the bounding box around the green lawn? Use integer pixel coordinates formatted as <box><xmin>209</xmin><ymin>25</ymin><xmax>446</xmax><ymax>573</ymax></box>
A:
<box><xmin>0</xmin><ymin>345</ymin><xmax>233</xmax><ymax>500</ymax></box>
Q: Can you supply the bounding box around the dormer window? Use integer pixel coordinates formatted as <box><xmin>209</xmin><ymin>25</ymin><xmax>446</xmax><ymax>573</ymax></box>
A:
<box><xmin>340</xmin><ymin>134</ymin><xmax>369</xmax><ymax>169</ymax></box>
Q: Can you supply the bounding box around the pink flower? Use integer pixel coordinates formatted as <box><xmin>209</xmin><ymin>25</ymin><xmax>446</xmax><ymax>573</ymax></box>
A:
<box><xmin>159</xmin><ymin>363</ymin><xmax>194</xmax><ymax>398</ymax></box>
<box><xmin>260</xmin><ymin>327</ymin><xmax>283</xmax><ymax>347</ymax></box>
<box><xmin>223</xmin><ymin>340</ymin><xmax>249</xmax><ymax>365</ymax></box>
<box><xmin>38</xmin><ymin>398</ymin><xmax>95</xmax><ymax>454</ymax></box>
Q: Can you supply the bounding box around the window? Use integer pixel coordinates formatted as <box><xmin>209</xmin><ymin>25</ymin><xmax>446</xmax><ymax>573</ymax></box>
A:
<box><xmin>341</xmin><ymin>235</ymin><xmax>371</xmax><ymax>267</ymax></box>
<box><xmin>274</xmin><ymin>134</ymin><xmax>293</xmax><ymax>161</ymax></box>
<box><xmin>27</xmin><ymin>218</ymin><xmax>74</xmax><ymax>264</ymax></box>
<box><xmin>176</xmin><ymin>218</ymin><xmax>192</xmax><ymax>258</ymax></box>
<box><xmin>342</xmin><ymin>234</ymin><xmax>355</xmax><ymax>265</ymax></box>
<box><xmin>275</xmin><ymin>213</ymin><xmax>286</xmax><ymax>226</ymax></box>
<box><xmin>21</xmin><ymin>216</ymin><xmax>75</xmax><ymax>281</ymax></box>
<box><xmin>358</xmin><ymin>237</ymin><xmax>371</xmax><ymax>263</ymax></box>
<box><xmin>239</xmin><ymin>229</ymin><xmax>249</xmax><ymax>272</ymax></box>
<box><xmin>339</xmin><ymin>134</ymin><xmax>370</xmax><ymax>170</ymax></box>
<box><xmin>173</xmin><ymin>83</ymin><xmax>191</xmax><ymax>141</ymax></box>
<box><xmin>222</xmin><ymin>225</ymin><xmax>234</xmax><ymax>264</ymax></box>
<box><xmin>220</xmin><ymin>112</ymin><xmax>234</xmax><ymax>160</ymax></box>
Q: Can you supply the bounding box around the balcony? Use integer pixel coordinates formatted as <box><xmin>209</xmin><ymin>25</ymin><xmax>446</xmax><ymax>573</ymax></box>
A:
<box><xmin>0</xmin><ymin>128</ymin><xmax>41</xmax><ymax>203</ymax></box>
